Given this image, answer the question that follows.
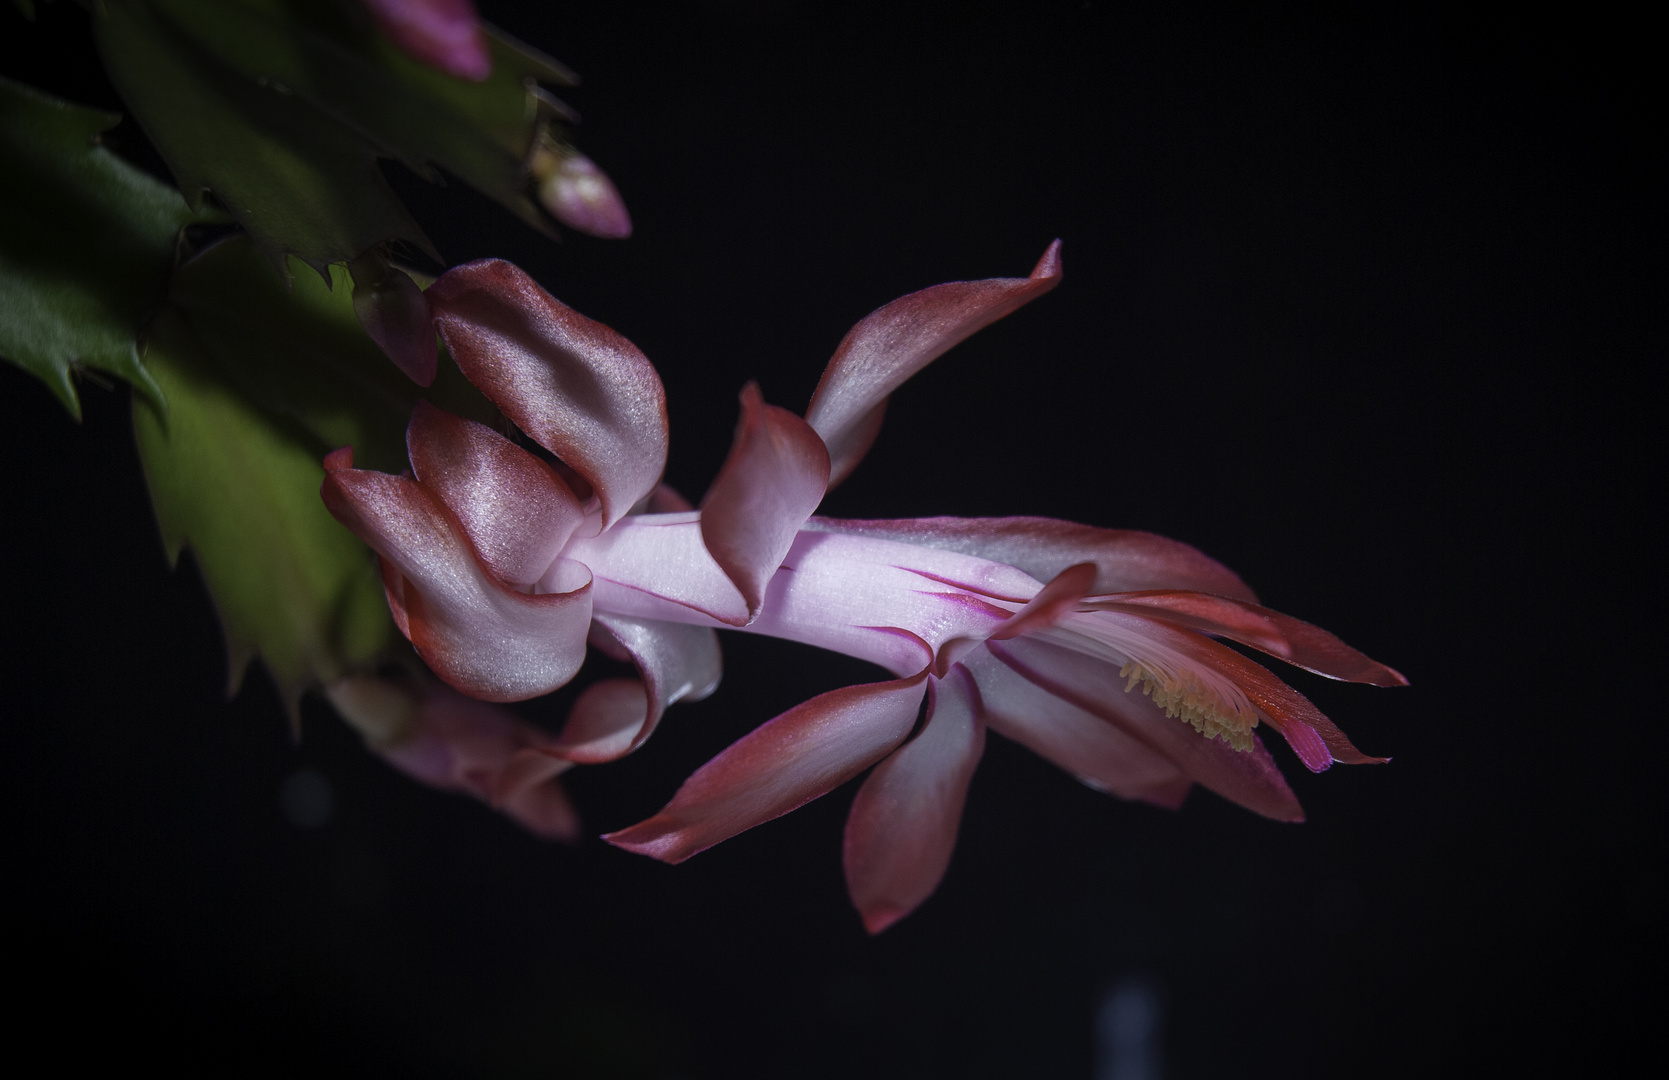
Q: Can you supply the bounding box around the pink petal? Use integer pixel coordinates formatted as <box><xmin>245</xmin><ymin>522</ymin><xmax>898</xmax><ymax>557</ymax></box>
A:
<box><xmin>321</xmin><ymin>467</ymin><xmax>593</xmax><ymax>701</ymax></box>
<box><xmin>350</xmin><ymin>262</ymin><xmax>437</xmax><ymax>386</ymax></box>
<box><xmin>604</xmin><ymin>674</ymin><xmax>929</xmax><ymax>863</ymax></box>
<box><xmin>700</xmin><ymin>382</ymin><xmax>832</xmax><ymax>618</ymax></box>
<box><xmin>362</xmin><ymin>0</ymin><xmax>491</xmax><ymax>81</ymax></box>
<box><xmin>843</xmin><ymin>669</ymin><xmax>986</xmax><ymax>934</ymax></box>
<box><xmin>804</xmin><ymin>516</ymin><xmax>1258</xmax><ymax>602</ymax></box>
<box><xmin>957</xmin><ymin>648</ymin><xmax>1190</xmax><ymax>808</ymax></box>
<box><xmin>571</xmin><ymin>522</ymin><xmax>1034</xmax><ymax>675</ymax></box>
<box><xmin>405</xmin><ymin>402</ymin><xmax>585</xmax><ymax>586</ymax></box>
<box><xmin>564</xmin><ymin>511</ymin><xmax>751</xmax><ymax>626</ymax></box>
<box><xmin>805</xmin><ymin>241</ymin><xmax>1063</xmax><ymax>486</ymax></box>
<box><xmin>987</xmin><ymin>637</ymin><xmax>1305</xmax><ymax>821</ymax></box>
<box><xmin>427</xmin><ymin>260</ymin><xmax>669</xmax><ymax>530</ymax></box>
<box><xmin>989</xmin><ymin>562</ymin><xmax>1097</xmax><ymax>641</ymax></box>
<box><xmin>552</xmin><ymin>677</ymin><xmax>646</xmax><ymax>764</ymax></box>
<box><xmin>550</xmin><ymin>612</ymin><xmax>722</xmax><ymax>762</ymax></box>
<box><xmin>536</xmin><ymin>150</ymin><xmax>633</xmax><ymax>239</ymax></box>
<box><xmin>1085</xmin><ymin>590</ymin><xmax>1408</xmax><ymax>686</ymax></box>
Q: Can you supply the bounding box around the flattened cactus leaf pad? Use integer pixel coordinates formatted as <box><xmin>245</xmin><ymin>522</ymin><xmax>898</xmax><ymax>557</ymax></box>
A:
<box><xmin>0</xmin><ymin>77</ymin><xmax>212</xmax><ymax>418</ymax></box>
<box><xmin>134</xmin><ymin>305</ymin><xmax>396</xmax><ymax>711</ymax></box>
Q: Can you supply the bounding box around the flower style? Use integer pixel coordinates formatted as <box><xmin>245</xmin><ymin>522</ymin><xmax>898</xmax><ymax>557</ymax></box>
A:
<box><xmin>321</xmin><ymin>242</ymin><xmax>1404</xmax><ymax>932</ymax></box>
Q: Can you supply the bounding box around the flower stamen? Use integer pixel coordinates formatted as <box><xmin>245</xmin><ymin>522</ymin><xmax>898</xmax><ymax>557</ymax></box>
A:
<box><xmin>1119</xmin><ymin>660</ymin><xmax>1258</xmax><ymax>751</ymax></box>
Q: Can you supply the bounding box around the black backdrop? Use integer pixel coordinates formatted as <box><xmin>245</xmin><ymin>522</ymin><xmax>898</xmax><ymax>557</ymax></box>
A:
<box><xmin>1</xmin><ymin>3</ymin><xmax>1657</xmax><ymax>1076</ymax></box>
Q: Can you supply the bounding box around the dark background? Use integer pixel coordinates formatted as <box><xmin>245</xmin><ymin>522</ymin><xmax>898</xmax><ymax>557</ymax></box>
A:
<box><xmin>1</xmin><ymin>2</ymin><xmax>1658</xmax><ymax>1076</ymax></box>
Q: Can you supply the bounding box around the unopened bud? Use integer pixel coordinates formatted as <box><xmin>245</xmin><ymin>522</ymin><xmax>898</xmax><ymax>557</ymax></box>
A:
<box><xmin>362</xmin><ymin>0</ymin><xmax>491</xmax><ymax>81</ymax></box>
<box><xmin>529</xmin><ymin>142</ymin><xmax>632</xmax><ymax>239</ymax></box>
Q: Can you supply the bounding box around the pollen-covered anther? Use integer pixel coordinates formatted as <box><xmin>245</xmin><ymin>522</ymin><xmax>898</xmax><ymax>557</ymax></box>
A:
<box><xmin>1119</xmin><ymin>660</ymin><xmax>1258</xmax><ymax>752</ymax></box>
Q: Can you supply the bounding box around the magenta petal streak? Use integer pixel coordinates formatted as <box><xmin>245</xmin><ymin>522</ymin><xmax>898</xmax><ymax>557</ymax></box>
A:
<box><xmin>322</xmin><ymin>243</ymin><xmax>1402</xmax><ymax>932</ymax></box>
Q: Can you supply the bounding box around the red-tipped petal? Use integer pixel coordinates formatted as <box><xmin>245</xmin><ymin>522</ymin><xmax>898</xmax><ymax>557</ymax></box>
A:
<box><xmin>405</xmin><ymin>402</ymin><xmax>585</xmax><ymax>587</ymax></box>
<box><xmin>958</xmin><ymin>648</ymin><xmax>1190</xmax><ymax>808</ymax></box>
<box><xmin>700</xmin><ymin>383</ymin><xmax>832</xmax><ymax>618</ymax></box>
<box><xmin>987</xmin><ymin>637</ymin><xmax>1305</xmax><ymax>821</ymax></box>
<box><xmin>805</xmin><ymin>241</ymin><xmax>1063</xmax><ymax>486</ymax></box>
<box><xmin>804</xmin><ymin>516</ymin><xmax>1257</xmax><ymax>602</ymax></box>
<box><xmin>990</xmin><ymin>562</ymin><xmax>1097</xmax><ymax>641</ymax></box>
<box><xmin>362</xmin><ymin>0</ymin><xmax>491</xmax><ymax>81</ymax></box>
<box><xmin>843</xmin><ymin>669</ymin><xmax>986</xmax><ymax>934</ymax></box>
<box><xmin>1085</xmin><ymin>590</ymin><xmax>1408</xmax><ymax>686</ymax></box>
<box><xmin>604</xmin><ymin>674</ymin><xmax>929</xmax><ymax>863</ymax></box>
<box><xmin>322</xmin><ymin>468</ymin><xmax>593</xmax><ymax>701</ymax></box>
<box><xmin>427</xmin><ymin>260</ymin><xmax>669</xmax><ymax>529</ymax></box>
<box><xmin>551</xmin><ymin>613</ymin><xmax>722</xmax><ymax>762</ymax></box>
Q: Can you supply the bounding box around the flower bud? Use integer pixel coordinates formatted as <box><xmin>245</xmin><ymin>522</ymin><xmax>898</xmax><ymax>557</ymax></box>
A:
<box><xmin>529</xmin><ymin>142</ymin><xmax>633</xmax><ymax>239</ymax></box>
<box><xmin>361</xmin><ymin>0</ymin><xmax>491</xmax><ymax>81</ymax></box>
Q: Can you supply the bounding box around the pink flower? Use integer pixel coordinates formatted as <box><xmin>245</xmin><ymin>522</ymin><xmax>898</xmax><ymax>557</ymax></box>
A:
<box><xmin>362</xmin><ymin>0</ymin><xmax>491</xmax><ymax>82</ymax></box>
<box><xmin>321</xmin><ymin>242</ymin><xmax>1404</xmax><ymax>931</ymax></box>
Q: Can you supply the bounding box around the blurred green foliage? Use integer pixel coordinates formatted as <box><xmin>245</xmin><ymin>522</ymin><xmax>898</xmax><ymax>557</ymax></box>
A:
<box><xmin>95</xmin><ymin>0</ymin><xmax>578</xmax><ymax>275</ymax></box>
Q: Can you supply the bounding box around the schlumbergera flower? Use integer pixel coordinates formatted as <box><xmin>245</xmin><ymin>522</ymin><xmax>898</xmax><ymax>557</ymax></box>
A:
<box><xmin>321</xmin><ymin>242</ymin><xmax>1405</xmax><ymax>932</ymax></box>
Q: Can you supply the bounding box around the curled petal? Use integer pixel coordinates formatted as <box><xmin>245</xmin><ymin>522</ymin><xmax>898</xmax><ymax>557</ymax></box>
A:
<box><xmin>988</xmin><ymin>637</ymin><xmax>1304</xmax><ymax>821</ymax></box>
<box><xmin>552</xmin><ymin>613</ymin><xmax>722</xmax><ymax>762</ymax></box>
<box><xmin>701</xmin><ymin>382</ymin><xmax>832</xmax><ymax>618</ymax></box>
<box><xmin>552</xmin><ymin>677</ymin><xmax>647</xmax><ymax>764</ymax></box>
<box><xmin>361</xmin><ymin>0</ymin><xmax>491</xmax><ymax>81</ymax></box>
<box><xmin>989</xmin><ymin>562</ymin><xmax>1097</xmax><ymax>641</ymax></box>
<box><xmin>605</xmin><ymin>674</ymin><xmax>930</xmax><ymax>863</ymax></box>
<box><xmin>406</xmin><ymin>402</ymin><xmax>585</xmax><ymax>586</ymax></box>
<box><xmin>427</xmin><ymin>260</ymin><xmax>669</xmax><ymax>529</ymax></box>
<box><xmin>805</xmin><ymin>515</ymin><xmax>1258</xmax><ymax>602</ymax></box>
<box><xmin>1085</xmin><ymin>591</ymin><xmax>1408</xmax><ymax>686</ymax></box>
<box><xmin>348</xmin><ymin>253</ymin><xmax>437</xmax><ymax>386</ymax></box>
<box><xmin>327</xmin><ymin>676</ymin><xmax>579</xmax><ymax>841</ymax></box>
<box><xmin>321</xmin><ymin>466</ymin><xmax>593</xmax><ymax>701</ymax></box>
<box><xmin>806</xmin><ymin>240</ymin><xmax>1062</xmax><ymax>486</ymax></box>
<box><xmin>959</xmin><ymin>647</ymin><xmax>1190</xmax><ymax>808</ymax></box>
<box><xmin>843</xmin><ymin>669</ymin><xmax>986</xmax><ymax>934</ymax></box>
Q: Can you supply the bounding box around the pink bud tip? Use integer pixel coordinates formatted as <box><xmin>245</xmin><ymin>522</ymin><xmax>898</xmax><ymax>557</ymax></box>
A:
<box><xmin>362</xmin><ymin>0</ymin><xmax>491</xmax><ymax>82</ymax></box>
<box><xmin>538</xmin><ymin>152</ymin><xmax>633</xmax><ymax>239</ymax></box>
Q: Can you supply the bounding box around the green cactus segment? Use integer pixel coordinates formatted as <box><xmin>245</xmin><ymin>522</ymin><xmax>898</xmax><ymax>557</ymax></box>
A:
<box><xmin>0</xmin><ymin>76</ymin><xmax>212</xmax><ymax>419</ymax></box>
<box><xmin>135</xmin><ymin>304</ymin><xmax>396</xmax><ymax>713</ymax></box>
